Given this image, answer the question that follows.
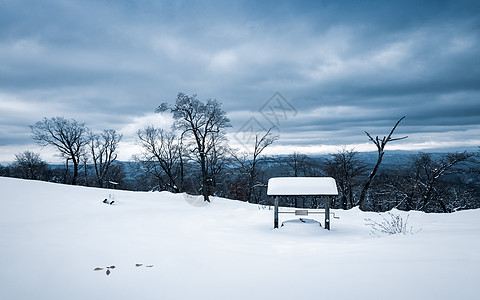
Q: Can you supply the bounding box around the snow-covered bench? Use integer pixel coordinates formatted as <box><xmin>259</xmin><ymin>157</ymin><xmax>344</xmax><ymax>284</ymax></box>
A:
<box><xmin>267</xmin><ymin>177</ymin><xmax>338</xmax><ymax>230</ymax></box>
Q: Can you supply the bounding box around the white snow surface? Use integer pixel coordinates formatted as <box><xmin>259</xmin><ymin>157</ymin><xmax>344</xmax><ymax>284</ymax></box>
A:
<box><xmin>267</xmin><ymin>176</ymin><xmax>338</xmax><ymax>195</ymax></box>
<box><xmin>1</xmin><ymin>177</ymin><xmax>479</xmax><ymax>300</ymax></box>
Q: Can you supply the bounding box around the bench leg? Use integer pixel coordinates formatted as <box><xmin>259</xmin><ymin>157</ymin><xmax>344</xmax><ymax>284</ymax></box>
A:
<box><xmin>325</xmin><ymin>196</ymin><xmax>330</xmax><ymax>230</ymax></box>
<box><xmin>274</xmin><ymin>196</ymin><xmax>279</xmax><ymax>229</ymax></box>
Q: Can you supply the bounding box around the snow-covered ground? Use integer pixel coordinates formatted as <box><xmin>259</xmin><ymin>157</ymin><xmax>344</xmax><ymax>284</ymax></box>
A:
<box><xmin>1</xmin><ymin>177</ymin><xmax>479</xmax><ymax>300</ymax></box>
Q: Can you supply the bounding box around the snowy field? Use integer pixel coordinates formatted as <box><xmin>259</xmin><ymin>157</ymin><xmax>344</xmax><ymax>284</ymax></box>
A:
<box><xmin>1</xmin><ymin>177</ymin><xmax>479</xmax><ymax>300</ymax></box>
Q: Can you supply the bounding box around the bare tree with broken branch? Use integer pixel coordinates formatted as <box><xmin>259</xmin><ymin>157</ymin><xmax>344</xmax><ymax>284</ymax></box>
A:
<box><xmin>231</xmin><ymin>127</ymin><xmax>278</xmax><ymax>203</ymax></box>
<box><xmin>358</xmin><ymin>116</ymin><xmax>408</xmax><ymax>210</ymax></box>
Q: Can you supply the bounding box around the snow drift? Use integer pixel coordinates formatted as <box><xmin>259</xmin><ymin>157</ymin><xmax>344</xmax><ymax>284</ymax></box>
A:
<box><xmin>0</xmin><ymin>177</ymin><xmax>479</xmax><ymax>300</ymax></box>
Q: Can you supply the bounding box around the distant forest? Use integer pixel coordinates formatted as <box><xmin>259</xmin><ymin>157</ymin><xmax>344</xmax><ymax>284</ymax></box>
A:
<box><xmin>1</xmin><ymin>150</ymin><xmax>479</xmax><ymax>214</ymax></box>
<box><xmin>1</xmin><ymin>94</ymin><xmax>479</xmax><ymax>213</ymax></box>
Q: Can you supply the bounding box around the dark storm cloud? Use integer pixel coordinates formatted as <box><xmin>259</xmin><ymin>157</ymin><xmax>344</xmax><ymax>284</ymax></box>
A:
<box><xmin>0</xmin><ymin>0</ymin><xmax>479</xmax><ymax>161</ymax></box>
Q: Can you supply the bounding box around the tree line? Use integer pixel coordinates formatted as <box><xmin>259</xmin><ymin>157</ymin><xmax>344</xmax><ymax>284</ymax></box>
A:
<box><xmin>1</xmin><ymin>92</ymin><xmax>478</xmax><ymax>213</ymax></box>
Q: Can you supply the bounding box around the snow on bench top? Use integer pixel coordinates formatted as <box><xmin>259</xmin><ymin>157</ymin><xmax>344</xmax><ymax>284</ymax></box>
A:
<box><xmin>267</xmin><ymin>177</ymin><xmax>338</xmax><ymax>196</ymax></box>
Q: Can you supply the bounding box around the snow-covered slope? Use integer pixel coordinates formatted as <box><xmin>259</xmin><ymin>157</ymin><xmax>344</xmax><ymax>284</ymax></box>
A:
<box><xmin>0</xmin><ymin>177</ymin><xmax>479</xmax><ymax>300</ymax></box>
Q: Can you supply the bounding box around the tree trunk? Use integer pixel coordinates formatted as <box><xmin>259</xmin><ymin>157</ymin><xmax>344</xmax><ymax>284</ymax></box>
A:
<box><xmin>358</xmin><ymin>116</ymin><xmax>407</xmax><ymax>211</ymax></box>
<box><xmin>341</xmin><ymin>192</ymin><xmax>347</xmax><ymax>210</ymax></box>
<box><xmin>438</xmin><ymin>198</ymin><xmax>449</xmax><ymax>213</ymax></box>
<box><xmin>358</xmin><ymin>151</ymin><xmax>384</xmax><ymax>210</ymax></box>
<box><xmin>72</xmin><ymin>158</ymin><xmax>79</xmax><ymax>185</ymax></box>
<box><xmin>72</xmin><ymin>164</ymin><xmax>78</xmax><ymax>185</ymax></box>
<box><xmin>200</xmin><ymin>154</ymin><xmax>210</xmax><ymax>202</ymax></box>
<box><xmin>84</xmin><ymin>160</ymin><xmax>88</xmax><ymax>187</ymax></box>
<box><xmin>421</xmin><ymin>181</ymin><xmax>435</xmax><ymax>211</ymax></box>
<box><xmin>247</xmin><ymin>163</ymin><xmax>255</xmax><ymax>203</ymax></box>
<box><xmin>64</xmin><ymin>159</ymin><xmax>69</xmax><ymax>184</ymax></box>
<box><xmin>179</xmin><ymin>152</ymin><xmax>184</xmax><ymax>193</ymax></box>
<box><xmin>348</xmin><ymin>186</ymin><xmax>354</xmax><ymax>209</ymax></box>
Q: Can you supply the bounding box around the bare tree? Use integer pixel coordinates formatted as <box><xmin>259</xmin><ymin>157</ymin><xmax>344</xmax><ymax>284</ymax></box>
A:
<box><xmin>231</xmin><ymin>127</ymin><xmax>278</xmax><ymax>203</ymax></box>
<box><xmin>284</xmin><ymin>152</ymin><xmax>309</xmax><ymax>177</ymax></box>
<box><xmin>106</xmin><ymin>163</ymin><xmax>127</xmax><ymax>189</ymax></box>
<box><xmin>136</xmin><ymin>126</ymin><xmax>182</xmax><ymax>193</ymax></box>
<box><xmin>279</xmin><ymin>152</ymin><xmax>316</xmax><ymax>207</ymax></box>
<box><xmin>324</xmin><ymin>147</ymin><xmax>367</xmax><ymax>210</ymax></box>
<box><xmin>80</xmin><ymin>153</ymin><xmax>90</xmax><ymax>186</ymax></box>
<box><xmin>410</xmin><ymin>151</ymin><xmax>473</xmax><ymax>212</ymax></box>
<box><xmin>30</xmin><ymin>117</ymin><xmax>89</xmax><ymax>185</ymax></box>
<box><xmin>358</xmin><ymin>116</ymin><xmax>407</xmax><ymax>210</ymax></box>
<box><xmin>11</xmin><ymin>151</ymin><xmax>50</xmax><ymax>180</ymax></box>
<box><xmin>157</xmin><ymin>93</ymin><xmax>231</xmax><ymax>201</ymax></box>
<box><xmin>0</xmin><ymin>164</ymin><xmax>10</xmax><ymax>177</ymax></box>
<box><xmin>89</xmin><ymin>129</ymin><xmax>122</xmax><ymax>188</ymax></box>
<box><xmin>205</xmin><ymin>133</ymin><xmax>231</xmax><ymax>196</ymax></box>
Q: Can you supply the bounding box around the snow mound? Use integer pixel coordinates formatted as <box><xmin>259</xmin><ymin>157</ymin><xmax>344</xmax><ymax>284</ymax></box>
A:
<box><xmin>280</xmin><ymin>218</ymin><xmax>324</xmax><ymax>235</ymax></box>
<box><xmin>1</xmin><ymin>177</ymin><xmax>479</xmax><ymax>300</ymax></box>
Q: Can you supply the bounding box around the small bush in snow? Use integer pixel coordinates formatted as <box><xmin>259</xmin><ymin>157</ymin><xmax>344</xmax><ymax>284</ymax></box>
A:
<box><xmin>365</xmin><ymin>212</ymin><xmax>417</xmax><ymax>237</ymax></box>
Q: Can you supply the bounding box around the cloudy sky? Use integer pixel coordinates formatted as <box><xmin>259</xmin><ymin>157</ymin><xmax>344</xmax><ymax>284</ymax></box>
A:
<box><xmin>1</xmin><ymin>0</ymin><xmax>479</xmax><ymax>162</ymax></box>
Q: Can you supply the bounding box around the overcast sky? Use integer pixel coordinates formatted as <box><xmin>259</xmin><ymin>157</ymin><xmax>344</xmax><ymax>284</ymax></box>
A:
<box><xmin>1</xmin><ymin>0</ymin><xmax>479</xmax><ymax>163</ymax></box>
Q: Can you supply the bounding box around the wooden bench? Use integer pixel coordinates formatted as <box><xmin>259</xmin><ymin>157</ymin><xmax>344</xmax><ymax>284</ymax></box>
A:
<box><xmin>267</xmin><ymin>177</ymin><xmax>339</xmax><ymax>230</ymax></box>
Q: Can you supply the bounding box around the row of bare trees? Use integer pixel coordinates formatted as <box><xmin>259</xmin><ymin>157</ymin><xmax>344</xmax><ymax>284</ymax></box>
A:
<box><xmin>28</xmin><ymin>117</ymin><xmax>123</xmax><ymax>187</ymax></box>
<box><xmin>370</xmin><ymin>151</ymin><xmax>477</xmax><ymax>213</ymax></box>
<box><xmin>2</xmin><ymin>94</ymin><xmax>478</xmax><ymax>213</ymax></box>
<box><xmin>222</xmin><ymin>116</ymin><xmax>479</xmax><ymax>213</ymax></box>
<box><xmin>134</xmin><ymin>93</ymin><xmax>277</xmax><ymax>203</ymax></box>
<box><xmin>321</xmin><ymin>148</ymin><xmax>477</xmax><ymax>213</ymax></box>
<box><xmin>131</xmin><ymin>93</ymin><xmax>232</xmax><ymax>201</ymax></box>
